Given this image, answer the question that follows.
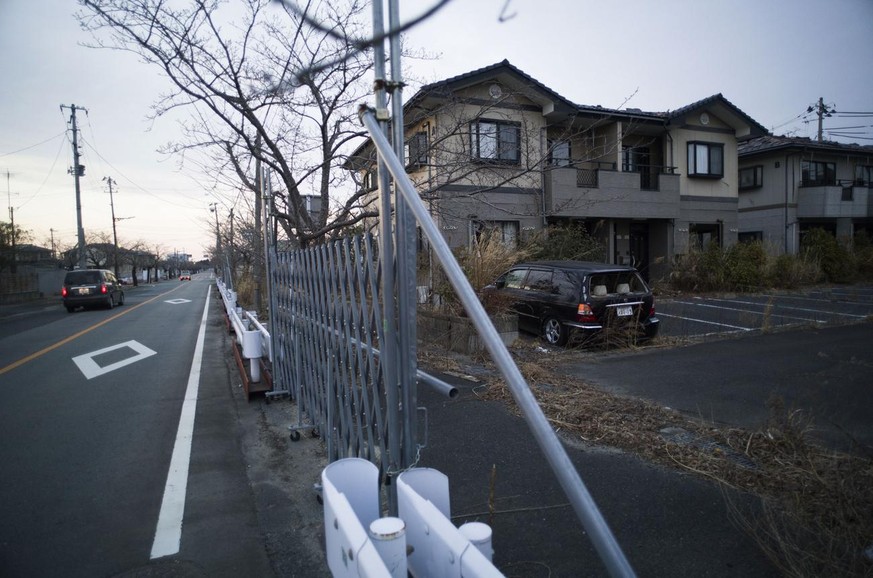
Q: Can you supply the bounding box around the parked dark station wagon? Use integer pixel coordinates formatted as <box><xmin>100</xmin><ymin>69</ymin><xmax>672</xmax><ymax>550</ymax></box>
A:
<box><xmin>483</xmin><ymin>261</ymin><xmax>660</xmax><ymax>346</ymax></box>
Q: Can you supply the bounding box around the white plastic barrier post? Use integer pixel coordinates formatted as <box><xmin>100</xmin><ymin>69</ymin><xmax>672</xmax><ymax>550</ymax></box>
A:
<box><xmin>397</xmin><ymin>468</ymin><xmax>502</xmax><ymax>577</ymax></box>
<box><xmin>239</xmin><ymin>328</ymin><xmax>262</xmax><ymax>383</ymax></box>
<box><xmin>459</xmin><ymin>522</ymin><xmax>493</xmax><ymax>562</ymax></box>
<box><xmin>322</xmin><ymin>458</ymin><xmax>398</xmax><ymax>577</ymax></box>
<box><xmin>368</xmin><ymin>517</ymin><xmax>407</xmax><ymax>578</ymax></box>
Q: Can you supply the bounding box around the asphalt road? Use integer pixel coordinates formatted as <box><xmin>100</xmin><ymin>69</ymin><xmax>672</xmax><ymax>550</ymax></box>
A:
<box><xmin>0</xmin><ymin>276</ymin><xmax>272</xmax><ymax>577</ymax></box>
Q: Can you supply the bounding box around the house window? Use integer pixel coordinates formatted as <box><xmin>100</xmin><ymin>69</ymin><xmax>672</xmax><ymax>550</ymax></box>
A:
<box><xmin>406</xmin><ymin>132</ymin><xmax>428</xmax><ymax>169</ymax></box>
<box><xmin>471</xmin><ymin>119</ymin><xmax>520</xmax><ymax>164</ymax></box>
<box><xmin>474</xmin><ymin>220</ymin><xmax>519</xmax><ymax>247</ymax></box>
<box><xmin>855</xmin><ymin>165</ymin><xmax>873</xmax><ymax>186</ymax></box>
<box><xmin>738</xmin><ymin>231</ymin><xmax>763</xmax><ymax>243</ymax></box>
<box><xmin>801</xmin><ymin>160</ymin><xmax>836</xmax><ymax>186</ymax></box>
<box><xmin>687</xmin><ymin>142</ymin><xmax>724</xmax><ymax>177</ymax></box>
<box><xmin>548</xmin><ymin>139</ymin><xmax>571</xmax><ymax>167</ymax></box>
<box><xmin>739</xmin><ymin>166</ymin><xmax>763</xmax><ymax>190</ymax></box>
<box><xmin>690</xmin><ymin>223</ymin><xmax>721</xmax><ymax>248</ymax></box>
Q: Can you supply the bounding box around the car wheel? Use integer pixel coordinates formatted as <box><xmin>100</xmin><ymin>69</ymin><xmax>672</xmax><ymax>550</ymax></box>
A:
<box><xmin>542</xmin><ymin>317</ymin><xmax>568</xmax><ymax>346</ymax></box>
<box><xmin>118</xmin><ymin>292</ymin><xmax>125</xmax><ymax>306</ymax></box>
<box><xmin>66</xmin><ymin>306</ymin><xmax>75</xmax><ymax>313</ymax></box>
<box><xmin>106</xmin><ymin>295</ymin><xmax>114</xmax><ymax>309</ymax></box>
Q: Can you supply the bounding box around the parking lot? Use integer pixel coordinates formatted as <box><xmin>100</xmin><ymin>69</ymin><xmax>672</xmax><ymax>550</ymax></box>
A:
<box><xmin>656</xmin><ymin>284</ymin><xmax>873</xmax><ymax>340</ymax></box>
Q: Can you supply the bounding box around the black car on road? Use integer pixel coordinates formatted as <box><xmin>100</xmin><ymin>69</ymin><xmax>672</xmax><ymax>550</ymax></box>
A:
<box><xmin>61</xmin><ymin>269</ymin><xmax>125</xmax><ymax>312</ymax></box>
<box><xmin>483</xmin><ymin>261</ymin><xmax>660</xmax><ymax>346</ymax></box>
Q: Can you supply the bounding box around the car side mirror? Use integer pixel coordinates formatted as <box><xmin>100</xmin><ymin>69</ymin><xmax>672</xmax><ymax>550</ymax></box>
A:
<box><xmin>494</xmin><ymin>278</ymin><xmax>506</xmax><ymax>289</ymax></box>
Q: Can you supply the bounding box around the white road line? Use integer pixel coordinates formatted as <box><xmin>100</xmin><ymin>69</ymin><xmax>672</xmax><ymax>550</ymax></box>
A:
<box><xmin>656</xmin><ymin>312</ymin><xmax>753</xmax><ymax>331</ymax></box>
<box><xmin>150</xmin><ymin>286</ymin><xmax>211</xmax><ymax>559</ymax></box>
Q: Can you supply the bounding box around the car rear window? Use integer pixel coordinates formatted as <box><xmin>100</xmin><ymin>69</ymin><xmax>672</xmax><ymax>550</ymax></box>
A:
<box><xmin>553</xmin><ymin>271</ymin><xmax>580</xmax><ymax>300</ymax></box>
<box><xmin>588</xmin><ymin>271</ymin><xmax>648</xmax><ymax>296</ymax></box>
<box><xmin>65</xmin><ymin>271</ymin><xmax>101</xmax><ymax>285</ymax></box>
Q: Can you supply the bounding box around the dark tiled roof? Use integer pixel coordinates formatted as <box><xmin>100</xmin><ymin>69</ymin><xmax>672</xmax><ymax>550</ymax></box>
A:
<box><xmin>663</xmin><ymin>93</ymin><xmax>769</xmax><ymax>136</ymax></box>
<box><xmin>413</xmin><ymin>59</ymin><xmax>579</xmax><ymax>111</ymax></box>
<box><xmin>413</xmin><ymin>60</ymin><xmax>675</xmax><ymax>124</ymax></box>
<box><xmin>738</xmin><ymin>134</ymin><xmax>873</xmax><ymax>156</ymax></box>
<box><xmin>413</xmin><ymin>61</ymin><xmax>765</xmax><ymax>131</ymax></box>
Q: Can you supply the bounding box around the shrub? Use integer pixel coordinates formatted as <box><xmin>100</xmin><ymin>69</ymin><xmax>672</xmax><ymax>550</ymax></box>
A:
<box><xmin>725</xmin><ymin>241</ymin><xmax>768</xmax><ymax>290</ymax></box>
<box><xmin>528</xmin><ymin>223</ymin><xmax>606</xmax><ymax>262</ymax></box>
<box><xmin>801</xmin><ymin>228</ymin><xmax>856</xmax><ymax>283</ymax></box>
<box><xmin>853</xmin><ymin>231</ymin><xmax>873</xmax><ymax>280</ymax></box>
<box><xmin>767</xmin><ymin>254</ymin><xmax>822</xmax><ymax>289</ymax></box>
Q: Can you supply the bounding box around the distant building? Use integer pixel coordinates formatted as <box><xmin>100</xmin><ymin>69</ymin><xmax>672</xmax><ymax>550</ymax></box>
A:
<box><xmin>15</xmin><ymin>244</ymin><xmax>54</xmax><ymax>264</ymax></box>
<box><xmin>738</xmin><ymin>135</ymin><xmax>873</xmax><ymax>254</ymax></box>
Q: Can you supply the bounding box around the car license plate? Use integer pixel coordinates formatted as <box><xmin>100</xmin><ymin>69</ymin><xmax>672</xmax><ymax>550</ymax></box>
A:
<box><xmin>78</xmin><ymin>288</ymin><xmax>89</xmax><ymax>295</ymax></box>
<box><xmin>616</xmin><ymin>306</ymin><xmax>633</xmax><ymax>317</ymax></box>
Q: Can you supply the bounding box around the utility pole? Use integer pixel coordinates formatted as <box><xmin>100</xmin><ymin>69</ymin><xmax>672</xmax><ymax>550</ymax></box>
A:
<box><xmin>254</xmin><ymin>135</ymin><xmax>263</xmax><ymax>312</ymax></box>
<box><xmin>61</xmin><ymin>104</ymin><xmax>88</xmax><ymax>269</ymax></box>
<box><xmin>5</xmin><ymin>170</ymin><xmax>18</xmax><ymax>273</ymax></box>
<box><xmin>104</xmin><ymin>177</ymin><xmax>120</xmax><ymax>276</ymax></box>
<box><xmin>229</xmin><ymin>207</ymin><xmax>234</xmax><ymax>284</ymax></box>
<box><xmin>50</xmin><ymin>228</ymin><xmax>56</xmax><ymax>260</ymax></box>
<box><xmin>811</xmin><ymin>97</ymin><xmax>836</xmax><ymax>143</ymax></box>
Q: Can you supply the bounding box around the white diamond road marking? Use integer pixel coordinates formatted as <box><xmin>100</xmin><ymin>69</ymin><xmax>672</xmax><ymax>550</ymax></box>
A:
<box><xmin>165</xmin><ymin>298</ymin><xmax>192</xmax><ymax>305</ymax></box>
<box><xmin>72</xmin><ymin>340</ymin><xmax>157</xmax><ymax>380</ymax></box>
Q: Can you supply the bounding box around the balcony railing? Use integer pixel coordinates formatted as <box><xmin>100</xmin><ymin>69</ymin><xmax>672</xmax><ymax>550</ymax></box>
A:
<box><xmin>571</xmin><ymin>163</ymin><xmax>677</xmax><ymax>191</ymax></box>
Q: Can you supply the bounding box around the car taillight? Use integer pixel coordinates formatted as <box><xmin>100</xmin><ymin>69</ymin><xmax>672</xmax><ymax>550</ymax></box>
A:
<box><xmin>576</xmin><ymin>303</ymin><xmax>597</xmax><ymax>322</ymax></box>
<box><xmin>62</xmin><ymin>287</ymin><xmax>68</xmax><ymax>297</ymax></box>
<box><xmin>100</xmin><ymin>284</ymin><xmax>108</xmax><ymax>294</ymax></box>
<box><xmin>650</xmin><ymin>305</ymin><xmax>656</xmax><ymax>317</ymax></box>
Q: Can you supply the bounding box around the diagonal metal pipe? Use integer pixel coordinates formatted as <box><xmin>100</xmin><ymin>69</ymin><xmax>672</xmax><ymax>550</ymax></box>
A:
<box><xmin>359</xmin><ymin>106</ymin><xmax>636</xmax><ymax>578</ymax></box>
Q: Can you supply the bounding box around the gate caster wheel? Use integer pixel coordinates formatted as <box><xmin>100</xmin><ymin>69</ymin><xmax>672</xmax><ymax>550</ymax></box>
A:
<box><xmin>290</xmin><ymin>430</ymin><xmax>301</xmax><ymax>442</ymax></box>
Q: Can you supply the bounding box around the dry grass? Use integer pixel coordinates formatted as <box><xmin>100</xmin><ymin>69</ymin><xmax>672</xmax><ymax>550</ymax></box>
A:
<box><xmin>423</xmin><ymin>344</ymin><xmax>873</xmax><ymax>577</ymax></box>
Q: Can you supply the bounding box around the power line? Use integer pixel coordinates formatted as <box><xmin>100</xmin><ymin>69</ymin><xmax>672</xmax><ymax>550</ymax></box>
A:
<box><xmin>0</xmin><ymin>132</ymin><xmax>66</xmax><ymax>158</ymax></box>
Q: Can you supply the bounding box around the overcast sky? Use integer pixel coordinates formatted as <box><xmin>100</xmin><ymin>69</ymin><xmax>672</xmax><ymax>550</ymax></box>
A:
<box><xmin>2</xmin><ymin>0</ymin><xmax>871</xmax><ymax>259</ymax></box>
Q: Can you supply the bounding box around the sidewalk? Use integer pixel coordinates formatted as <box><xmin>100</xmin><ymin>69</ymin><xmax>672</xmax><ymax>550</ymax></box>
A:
<box><xmin>411</xmin><ymin>370</ymin><xmax>778</xmax><ymax>577</ymax></box>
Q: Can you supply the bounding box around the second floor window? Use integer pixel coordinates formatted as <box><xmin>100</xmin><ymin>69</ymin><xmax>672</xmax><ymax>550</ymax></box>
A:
<box><xmin>687</xmin><ymin>142</ymin><xmax>724</xmax><ymax>178</ymax></box>
<box><xmin>471</xmin><ymin>119</ymin><xmax>520</xmax><ymax>164</ymax></box>
<box><xmin>548</xmin><ymin>140</ymin><xmax>571</xmax><ymax>167</ymax></box>
<box><xmin>739</xmin><ymin>165</ymin><xmax>764</xmax><ymax>190</ymax></box>
<box><xmin>406</xmin><ymin>132</ymin><xmax>428</xmax><ymax>169</ymax></box>
<box><xmin>855</xmin><ymin>165</ymin><xmax>873</xmax><ymax>186</ymax></box>
<box><xmin>801</xmin><ymin>160</ymin><xmax>836</xmax><ymax>186</ymax></box>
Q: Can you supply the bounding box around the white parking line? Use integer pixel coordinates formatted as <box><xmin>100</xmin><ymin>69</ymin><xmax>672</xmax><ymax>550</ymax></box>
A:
<box><xmin>702</xmin><ymin>297</ymin><xmax>868</xmax><ymax>318</ymax></box>
<box><xmin>657</xmin><ymin>312</ymin><xmax>753</xmax><ymax>331</ymax></box>
<box><xmin>150</xmin><ymin>286</ymin><xmax>211</xmax><ymax>559</ymax></box>
<box><xmin>674</xmin><ymin>300</ymin><xmax>824</xmax><ymax>324</ymax></box>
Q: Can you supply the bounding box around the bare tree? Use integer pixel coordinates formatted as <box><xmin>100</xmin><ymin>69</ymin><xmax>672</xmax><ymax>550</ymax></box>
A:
<box><xmin>77</xmin><ymin>0</ymin><xmax>379</xmax><ymax>249</ymax></box>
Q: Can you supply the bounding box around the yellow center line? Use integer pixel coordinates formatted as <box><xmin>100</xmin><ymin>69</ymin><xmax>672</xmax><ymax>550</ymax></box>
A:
<box><xmin>0</xmin><ymin>284</ymin><xmax>186</xmax><ymax>376</ymax></box>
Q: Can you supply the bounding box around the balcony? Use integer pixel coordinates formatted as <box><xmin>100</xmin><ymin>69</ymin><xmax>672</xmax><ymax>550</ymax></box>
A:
<box><xmin>545</xmin><ymin>164</ymin><xmax>681</xmax><ymax>219</ymax></box>
<box><xmin>797</xmin><ymin>181</ymin><xmax>870</xmax><ymax>218</ymax></box>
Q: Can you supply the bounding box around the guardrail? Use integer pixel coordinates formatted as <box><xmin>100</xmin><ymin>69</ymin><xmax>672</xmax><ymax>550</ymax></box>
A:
<box><xmin>217</xmin><ymin>279</ymin><xmax>270</xmax><ymax>384</ymax></box>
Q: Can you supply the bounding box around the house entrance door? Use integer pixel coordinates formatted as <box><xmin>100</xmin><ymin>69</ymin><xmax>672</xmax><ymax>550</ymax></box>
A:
<box><xmin>629</xmin><ymin>223</ymin><xmax>649</xmax><ymax>280</ymax></box>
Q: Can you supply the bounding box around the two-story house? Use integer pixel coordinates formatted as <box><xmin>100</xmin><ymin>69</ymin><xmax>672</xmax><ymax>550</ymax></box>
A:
<box><xmin>348</xmin><ymin>60</ymin><xmax>767</xmax><ymax>281</ymax></box>
<box><xmin>737</xmin><ymin>135</ymin><xmax>873</xmax><ymax>254</ymax></box>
